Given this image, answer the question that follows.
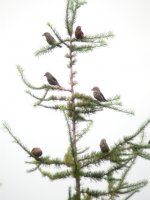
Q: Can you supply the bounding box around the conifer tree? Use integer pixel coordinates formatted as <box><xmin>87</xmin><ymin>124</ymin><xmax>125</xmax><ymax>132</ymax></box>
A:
<box><xmin>2</xmin><ymin>0</ymin><xmax>150</xmax><ymax>199</ymax></box>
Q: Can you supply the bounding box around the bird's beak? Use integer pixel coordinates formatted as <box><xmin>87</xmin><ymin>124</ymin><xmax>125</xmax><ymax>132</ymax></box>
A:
<box><xmin>44</xmin><ymin>74</ymin><xmax>46</xmax><ymax>76</ymax></box>
<box><xmin>42</xmin><ymin>34</ymin><xmax>44</xmax><ymax>36</ymax></box>
<box><xmin>91</xmin><ymin>88</ymin><xmax>94</xmax><ymax>91</ymax></box>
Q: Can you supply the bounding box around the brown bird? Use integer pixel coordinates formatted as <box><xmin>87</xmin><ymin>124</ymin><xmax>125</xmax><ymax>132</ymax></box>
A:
<box><xmin>100</xmin><ymin>139</ymin><xmax>110</xmax><ymax>153</ymax></box>
<box><xmin>31</xmin><ymin>147</ymin><xmax>42</xmax><ymax>158</ymax></box>
<box><xmin>42</xmin><ymin>32</ymin><xmax>62</xmax><ymax>47</ymax></box>
<box><xmin>75</xmin><ymin>26</ymin><xmax>84</xmax><ymax>39</ymax></box>
<box><xmin>92</xmin><ymin>86</ymin><xmax>107</xmax><ymax>101</ymax></box>
<box><xmin>44</xmin><ymin>72</ymin><xmax>61</xmax><ymax>87</ymax></box>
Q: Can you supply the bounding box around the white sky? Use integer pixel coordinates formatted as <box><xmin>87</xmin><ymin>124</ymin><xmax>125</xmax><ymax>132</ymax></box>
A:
<box><xmin>0</xmin><ymin>0</ymin><xmax>150</xmax><ymax>199</ymax></box>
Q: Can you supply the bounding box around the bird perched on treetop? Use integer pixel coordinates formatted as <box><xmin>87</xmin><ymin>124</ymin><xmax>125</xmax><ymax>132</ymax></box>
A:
<box><xmin>44</xmin><ymin>72</ymin><xmax>61</xmax><ymax>87</ymax></box>
<box><xmin>100</xmin><ymin>139</ymin><xmax>110</xmax><ymax>153</ymax></box>
<box><xmin>42</xmin><ymin>32</ymin><xmax>62</xmax><ymax>48</ymax></box>
<box><xmin>92</xmin><ymin>86</ymin><xmax>107</xmax><ymax>101</ymax></box>
<box><xmin>31</xmin><ymin>147</ymin><xmax>42</xmax><ymax>158</ymax></box>
<box><xmin>75</xmin><ymin>26</ymin><xmax>84</xmax><ymax>39</ymax></box>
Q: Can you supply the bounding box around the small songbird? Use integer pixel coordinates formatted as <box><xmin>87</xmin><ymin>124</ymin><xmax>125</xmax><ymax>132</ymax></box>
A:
<box><xmin>92</xmin><ymin>86</ymin><xmax>107</xmax><ymax>101</ymax></box>
<box><xmin>100</xmin><ymin>139</ymin><xmax>110</xmax><ymax>153</ymax></box>
<box><xmin>148</xmin><ymin>140</ymin><xmax>150</xmax><ymax>144</ymax></box>
<box><xmin>75</xmin><ymin>26</ymin><xmax>84</xmax><ymax>39</ymax></box>
<box><xmin>44</xmin><ymin>72</ymin><xmax>61</xmax><ymax>87</ymax></box>
<box><xmin>42</xmin><ymin>32</ymin><xmax>62</xmax><ymax>47</ymax></box>
<box><xmin>31</xmin><ymin>147</ymin><xmax>42</xmax><ymax>158</ymax></box>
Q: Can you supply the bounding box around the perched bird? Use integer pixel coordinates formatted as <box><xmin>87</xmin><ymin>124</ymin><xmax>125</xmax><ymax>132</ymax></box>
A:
<box><xmin>31</xmin><ymin>147</ymin><xmax>42</xmax><ymax>158</ymax></box>
<box><xmin>44</xmin><ymin>72</ymin><xmax>61</xmax><ymax>87</ymax></box>
<box><xmin>92</xmin><ymin>86</ymin><xmax>107</xmax><ymax>101</ymax></box>
<box><xmin>75</xmin><ymin>26</ymin><xmax>84</xmax><ymax>39</ymax></box>
<box><xmin>42</xmin><ymin>32</ymin><xmax>62</xmax><ymax>47</ymax></box>
<box><xmin>100</xmin><ymin>139</ymin><xmax>110</xmax><ymax>153</ymax></box>
<box><xmin>148</xmin><ymin>140</ymin><xmax>150</xmax><ymax>144</ymax></box>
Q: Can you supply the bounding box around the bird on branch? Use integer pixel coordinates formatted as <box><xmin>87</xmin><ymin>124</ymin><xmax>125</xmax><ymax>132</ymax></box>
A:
<box><xmin>31</xmin><ymin>147</ymin><xmax>43</xmax><ymax>158</ymax></box>
<box><xmin>42</xmin><ymin>32</ymin><xmax>62</xmax><ymax>48</ymax></box>
<box><xmin>75</xmin><ymin>26</ymin><xmax>84</xmax><ymax>39</ymax></box>
<box><xmin>92</xmin><ymin>86</ymin><xmax>107</xmax><ymax>102</ymax></box>
<box><xmin>44</xmin><ymin>72</ymin><xmax>61</xmax><ymax>87</ymax></box>
<box><xmin>100</xmin><ymin>139</ymin><xmax>110</xmax><ymax>153</ymax></box>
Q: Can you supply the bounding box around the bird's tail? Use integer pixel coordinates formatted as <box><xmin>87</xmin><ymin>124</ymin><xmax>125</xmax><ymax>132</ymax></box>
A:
<box><xmin>57</xmin><ymin>44</ymin><xmax>62</xmax><ymax>48</ymax></box>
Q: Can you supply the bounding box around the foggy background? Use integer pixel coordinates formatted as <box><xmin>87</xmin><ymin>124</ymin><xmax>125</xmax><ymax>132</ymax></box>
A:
<box><xmin>0</xmin><ymin>0</ymin><xmax>150</xmax><ymax>199</ymax></box>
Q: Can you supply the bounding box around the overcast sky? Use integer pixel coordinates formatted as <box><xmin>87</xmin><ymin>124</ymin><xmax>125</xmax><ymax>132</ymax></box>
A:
<box><xmin>0</xmin><ymin>0</ymin><xmax>150</xmax><ymax>199</ymax></box>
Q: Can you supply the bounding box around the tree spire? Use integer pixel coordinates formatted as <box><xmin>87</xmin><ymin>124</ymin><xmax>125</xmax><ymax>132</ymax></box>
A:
<box><xmin>2</xmin><ymin>0</ymin><xmax>150</xmax><ymax>199</ymax></box>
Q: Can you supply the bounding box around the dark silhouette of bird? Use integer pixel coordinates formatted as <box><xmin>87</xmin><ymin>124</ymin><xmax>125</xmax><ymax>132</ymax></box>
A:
<box><xmin>42</xmin><ymin>32</ymin><xmax>62</xmax><ymax>47</ymax></box>
<box><xmin>44</xmin><ymin>72</ymin><xmax>61</xmax><ymax>87</ymax></box>
<box><xmin>100</xmin><ymin>139</ymin><xmax>110</xmax><ymax>153</ymax></box>
<box><xmin>148</xmin><ymin>140</ymin><xmax>150</xmax><ymax>144</ymax></box>
<box><xmin>31</xmin><ymin>147</ymin><xmax>42</xmax><ymax>158</ymax></box>
<box><xmin>92</xmin><ymin>86</ymin><xmax>107</xmax><ymax>101</ymax></box>
<box><xmin>75</xmin><ymin>26</ymin><xmax>84</xmax><ymax>39</ymax></box>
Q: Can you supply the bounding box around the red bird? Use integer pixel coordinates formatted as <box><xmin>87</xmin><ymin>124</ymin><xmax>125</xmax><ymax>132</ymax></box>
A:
<box><xmin>31</xmin><ymin>147</ymin><xmax>42</xmax><ymax>158</ymax></box>
<box><xmin>75</xmin><ymin>26</ymin><xmax>84</xmax><ymax>39</ymax></box>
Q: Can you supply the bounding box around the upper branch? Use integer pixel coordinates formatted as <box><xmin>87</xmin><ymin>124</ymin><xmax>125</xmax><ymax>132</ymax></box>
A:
<box><xmin>17</xmin><ymin>65</ymin><xmax>71</xmax><ymax>92</ymax></box>
<box><xmin>65</xmin><ymin>0</ymin><xmax>87</xmax><ymax>36</ymax></box>
<box><xmin>47</xmin><ymin>22</ymin><xmax>69</xmax><ymax>48</ymax></box>
<box><xmin>2</xmin><ymin>122</ymin><xmax>32</xmax><ymax>156</ymax></box>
